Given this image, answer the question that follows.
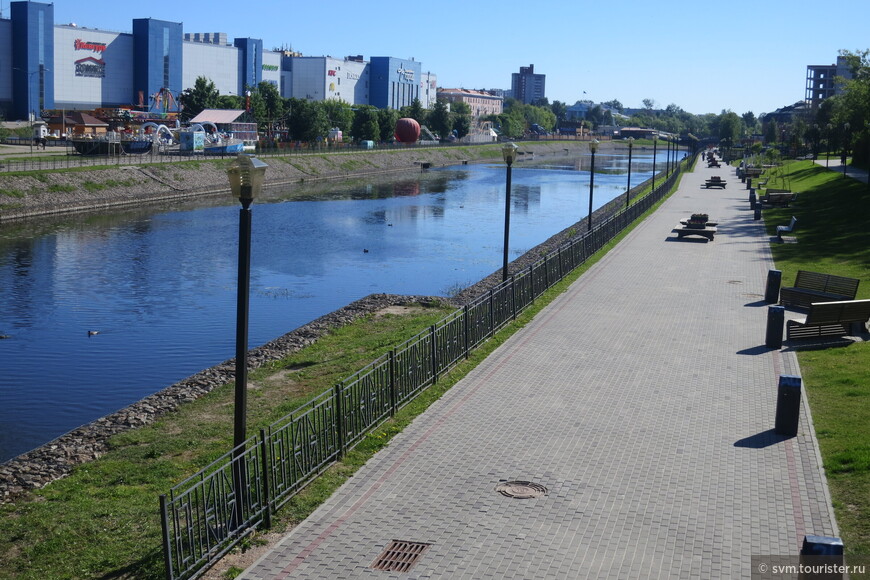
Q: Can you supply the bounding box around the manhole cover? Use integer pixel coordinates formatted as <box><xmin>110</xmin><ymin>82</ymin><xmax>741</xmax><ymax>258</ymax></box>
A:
<box><xmin>495</xmin><ymin>480</ymin><xmax>548</xmax><ymax>499</ymax></box>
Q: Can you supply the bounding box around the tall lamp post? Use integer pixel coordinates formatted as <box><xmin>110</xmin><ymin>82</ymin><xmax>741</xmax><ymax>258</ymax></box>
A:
<box><xmin>226</xmin><ymin>154</ymin><xmax>268</xmax><ymax>528</ymax></box>
<box><xmin>842</xmin><ymin>122</ymin><xmax>850</xmax><ymax>178</ymax></box>
<box><xmin>826</xmin><ymin>123</ymin><xmax>833</xmax><ymax>168</ymax></box>
<box><xmin>501</xmin><ymin>142</ymin><xmax>518</xmax><ymax>282</ymax></box>
<box><xmin>652</xmin><ymin>134</ymin><xmax>659</xmax><ymax>191</ymax></box>
<box><xmin>625</xmin><ymin>137</ymin><xmax>634</xmax><ymax>208</ymax></box>
<box><xmin>587</xmin><ymin>139</ymin><xmax>599</xmax><ymax>232</ymax></box>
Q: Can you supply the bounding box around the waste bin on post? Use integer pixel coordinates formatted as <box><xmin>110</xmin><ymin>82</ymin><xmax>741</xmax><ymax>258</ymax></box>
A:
<box><xmin>764</xmin><ymin>269</ymin><xmax>782</xmax><ymax>303</ymax></box>
<box><xmin>775</xmin><ymin>375</ymin><xmax>801</xmax><ymax>437</ymax></box>
<box><xmin>749</xmin><ymin>190</ymin><xmax>757</xmax><ymax>210</ymax></box>
<box><xmin>746</xmin><ymin>177</ymin><xmax>752</xmax><ymax>190</ymax></box>
<box><xmin>765</xmin><ymin>305</ymin><xmax>784</xmax><ymax>348</ymax></box>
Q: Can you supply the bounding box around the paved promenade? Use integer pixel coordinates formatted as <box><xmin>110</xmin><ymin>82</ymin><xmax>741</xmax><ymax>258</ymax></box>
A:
<box><xmin>240</xmin><ymin>156</ymin><xmax>838</xmax><ymax>579</ymax></box>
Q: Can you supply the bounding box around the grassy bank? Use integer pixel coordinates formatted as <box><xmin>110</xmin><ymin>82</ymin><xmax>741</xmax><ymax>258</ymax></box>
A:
<box><xmin>762</xmin><ymin>160</ymin><xmax>870</xmax><ymax>554</ymax></box>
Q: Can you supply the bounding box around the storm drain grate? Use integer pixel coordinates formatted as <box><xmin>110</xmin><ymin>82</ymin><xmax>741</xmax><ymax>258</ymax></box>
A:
<box><xmin>370</xmin><ymin>540</ymin><xmax>431</xmax><ymax>572</ymax></box>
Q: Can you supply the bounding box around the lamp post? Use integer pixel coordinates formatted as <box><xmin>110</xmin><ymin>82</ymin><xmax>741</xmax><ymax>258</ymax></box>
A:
<box><xmin>226</xmin><ymin>154</ymin><xmax>268</xmax><ymax>528</ymax></box>
<box><xmin>501</xmin><ymin>142</ymin><xmax>518</xmax><ymax>282</ymax></box>
<box><xmin>587</xmin><ymin>139</ymin><xmax>598</xmax><ymax>232</ymax></box>
<box><xmin>842</xmin><ymin>122</ymin><xmax>850</xmax><ymax>178</ymax></box>
<box><xmin>826</xmin><ymin>123</ymin><xmax>833</xmax><ymax>168</ymax></box>
<box><xmin>652</xmin><ymin>134</ymin><xmax>658</xmax><ymax>190</ymax></box>
<box><xmin>625</xmin><ymin>137</ymin><xmax>634</xmax><ymax>208</ymax></box>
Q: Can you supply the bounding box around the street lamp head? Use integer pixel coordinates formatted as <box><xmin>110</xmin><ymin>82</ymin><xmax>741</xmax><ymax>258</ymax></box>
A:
<box><xmin>652</xmin><ymin>133</ymin><xmax>658</xmax><ymax>142</ymax></box>
<box><xmin>501</xmin><ymin>142</ymin><xmax>518</xmax><ymax>165</ymax></box>
<box><xmin>227</xmin><ymin>154</ymin><xmax>268</xmax><ymax>203</ymax></box>
<box><xmin>589</xmin><ymin>139</ymin><xmax>599</xmax><ymax>153</ymax></box>
<box><xmin>627</xmin><ymin>137</ymin><xmax>634</xmax><ymax>149</ymax></box>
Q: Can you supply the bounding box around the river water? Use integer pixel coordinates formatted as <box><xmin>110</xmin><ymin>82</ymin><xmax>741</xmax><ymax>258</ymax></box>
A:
<box><xmin>0</xmin><ymin>150</ymin><xmax>667</xmax><ymax>461</ymax></box>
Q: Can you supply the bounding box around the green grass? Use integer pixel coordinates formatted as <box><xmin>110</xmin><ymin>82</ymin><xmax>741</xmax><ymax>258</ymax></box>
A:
<box><xmin>764</xmin><ymin>160</ymin><xmax>870</xmax><ymax>555</ymax></box>
<box><xmin>46</xmin><ymin>184</ymin><xmax>76</xmax><ymax>193</ymax></box>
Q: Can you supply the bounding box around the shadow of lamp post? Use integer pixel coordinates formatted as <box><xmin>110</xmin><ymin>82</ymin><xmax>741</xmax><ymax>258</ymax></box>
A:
<box><xmin>501</xmin><ymin>142</ymin><xmax>518</xmax><ymax>282</ymax></box>
<box><xmin>226</xmin><ymin>154</ymin><xmax>268</xmax><ymax>529</ymax></box>
<box><xmin>625</xmin><ymin>137</ymin><xmax>634</xmax><ymax>208</ymax></box>
<box><xmin>587</xmin><ymin>139</ymin><xmax>598</xmax><ymax>232</ymax></box>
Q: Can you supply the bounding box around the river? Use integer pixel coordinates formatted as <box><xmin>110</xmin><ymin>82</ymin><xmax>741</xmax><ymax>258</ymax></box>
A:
<box><xmin>0</xmin><ymin>150</ymin><xmax>666</xmax><ymax>461</ymax></box>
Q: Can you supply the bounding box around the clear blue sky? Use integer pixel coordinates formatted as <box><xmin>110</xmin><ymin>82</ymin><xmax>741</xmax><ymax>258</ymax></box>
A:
<box><xmin>27</xmin><ymin>0</ymin><xmax>869</xmax><ymax>117</ymax></box>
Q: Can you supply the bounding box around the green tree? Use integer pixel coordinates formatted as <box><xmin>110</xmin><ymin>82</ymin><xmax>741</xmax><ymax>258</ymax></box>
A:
<box><xmin>399</xmin><ymin>98</ymin><xmax>427</xmax><ymax>124</ymax></box>
<box><xmin>351</xmin><ymin>105</ymin><xmax>380</xmax><ymax>142</ymax></box>
<box><xmin>377</xmin><ymin>108</ymin><xmax>399</xmax><ymax>142</ymax></box>
<box><xmin>550</xmin><ymin>100</ymin><xmax>568</xmax><ymax>126</ymax></box>
<box><xmin>179</xmin><ymin>76</ymin><xmax>220</xmax><ymax>121</ymax></box>
<box><xmin>603</xmin><ymin>99</ymin><xmax>624</xmax><ymax>113</ymax></box>
<box><xmin>718</xmin><ymin>111</ymin><xmax>744</xmax><ymax>149</ymax></box>
<box><xmin>287</xmin><ymin>98</ymin><xmax>329</xmax><ymax>142</ymax></box>
<box><xmin>257</xmin><ymin>81</ymin><xmax>285</xmax><ymax>133</ymax></box>
<box><xmin>453</xmin><ymin>113</ymin><xmax>471</xmax><ymax>140</ymax></box>
<box><xmin>322</xmin><ymin>100</ymin><xmax>354</xmax><ymax>133</ymax></box>
<box><xmin>217</xmin><ymin>94</ymin><xmax>242</xmax><ymax>109</ymax></box>
<box><xmin>428</xmin><ymin>100</ymin><xmax>452</xmax><ymax>141</ymax></box>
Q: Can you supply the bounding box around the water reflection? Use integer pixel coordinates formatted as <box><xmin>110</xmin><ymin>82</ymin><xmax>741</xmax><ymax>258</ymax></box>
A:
<box><xmin>0</xmin><ymin>155</ymin><xmax>661</xmax><ymax>461</ymax></box>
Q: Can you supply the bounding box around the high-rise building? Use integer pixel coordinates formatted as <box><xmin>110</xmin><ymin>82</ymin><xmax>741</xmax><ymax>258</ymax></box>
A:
<box><xmin>805</xmin><ymin>56</ymin><xmax>852</xmax><ymax>109</ymax></box>
<box><xmin>511</xmin><ymin>64</ymin><xmax>545</xmax><ymax>105</ymax></box>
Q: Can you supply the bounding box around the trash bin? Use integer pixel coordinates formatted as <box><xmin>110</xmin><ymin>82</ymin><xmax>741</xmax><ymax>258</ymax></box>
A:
<box><xmin>775</xmin><ymin>375</ymin><xmax>801</xmax><ymax>437</ymax></box>
<box><xmin>765</xmin><ymin>305</ymin><xmax>784</xmax><ymax>348</ymax></box>
<box><xmin>764</xmin><ymin>270</ymin><xmax>782</xmax><ymax>303</ymax></box>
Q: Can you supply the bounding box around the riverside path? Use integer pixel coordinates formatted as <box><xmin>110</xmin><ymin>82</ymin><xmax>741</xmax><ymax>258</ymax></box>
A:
<box><xmin>238</xmin><ymin>155</ymin><xmax>838</xmax><ymax>579</ymax></box>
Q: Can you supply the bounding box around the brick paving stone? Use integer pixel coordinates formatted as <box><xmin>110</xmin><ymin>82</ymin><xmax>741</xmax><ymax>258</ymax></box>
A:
<box><xmin>239</xmin><ymin>154</ymin><xmax>839</xmax><ymax>580</ymax></box>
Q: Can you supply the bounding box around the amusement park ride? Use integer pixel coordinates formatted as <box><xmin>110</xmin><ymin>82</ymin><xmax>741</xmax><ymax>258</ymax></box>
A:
<box><xmin>48</xmin><ymin>87</ymin><xmax>250</xmax><ymax>156</ymax></box>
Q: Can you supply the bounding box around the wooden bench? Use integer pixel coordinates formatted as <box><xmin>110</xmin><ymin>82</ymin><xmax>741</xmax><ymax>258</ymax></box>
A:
<box><xmin>744</xmin><ymin>167</ymin><xmax>764</xmax><ymax>178</ymax></box>
<box><xmin>776</xmin><ymin>216</ymin><xmax>797</xmax><ymax>242</ymax></box>
<box><xmin>786</xmin><ymin>299</ymin><xmax>870</xmax><ymax>340</ymax></box>
<box><xmin>673</xmin><ymin>224</ymin><xmax>716</xmax><ymax>241</ymax></box>
<box><xmin>780</xmin><ymin>270</ymin><xmax>860</xmax><ymax>309</ymax></box>
<box><xmin>704</xmin><ymin>178</ymin><xmax>726</xmax><ymax>189</ymax></box>
<box><xmin>761</xmin><ymin>192</ymin><xmax>798</xmax><ymax>208</ymax></box>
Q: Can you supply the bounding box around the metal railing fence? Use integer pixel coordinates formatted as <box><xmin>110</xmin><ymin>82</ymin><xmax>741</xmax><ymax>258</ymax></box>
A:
<box><xmin>159</xmin><ymin>161</ymin><xmax>685</xmax><ymax>579</ymax></box>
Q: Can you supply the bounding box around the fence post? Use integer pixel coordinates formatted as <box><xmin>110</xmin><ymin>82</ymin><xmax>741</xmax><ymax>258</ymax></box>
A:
<box><xmin>159</xmin><ymin>494</ymin><xmax>175</xmax><ymax>580</ymax></box>
<box><xmin>528</xmin><ymin>264</ymin><xmax>535</xmax><ymax>301</ymax></box>
<box><xmin>389</xmin><ymin>349</ymin><xmax>397</xmax><ymax>414</ymax></box>
<box><xmin>511</xmin><ymin>275</ymin><xmax>517</xmax><ymax>320</ymax></box>
<box><xmin>543</xmin><ymin>254</ymin><xmax>549</xmax><ymax>289</ymax></box>
<box><xmin>334</xmin><ymin>384</ymin><xmax>344</xmax><ymax>457</ymax></box>
<box><xmin>462</xmin><ymin>305</ymin><xmax>469</xmax><ymax>359</ymax></box>
<box><xmin>430</xmin><ymin>325</ymin><xmax>437</xmax><ymax>383</ymax></box>
<box><xmin>488</xmin><ymin>288</ymin><xmax>494</xmax><ymax>338</ymax></box>
<box><xmin>259</xmin><ymin>429</ymin><xmax>272</xmax><ymax>528</ymax></box>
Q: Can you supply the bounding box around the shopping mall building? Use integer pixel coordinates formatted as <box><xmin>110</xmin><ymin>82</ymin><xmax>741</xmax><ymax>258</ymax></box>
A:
<box><xmin>0</xmin><ymin>1</ymin><xmax>436</xmax><ymax>122</ymax></box>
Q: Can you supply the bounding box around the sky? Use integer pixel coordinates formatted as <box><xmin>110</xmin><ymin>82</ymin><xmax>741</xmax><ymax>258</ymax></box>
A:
<box><xmin>18</xmin><ymin>0</ymin><xmax>870</xmax><ymax>117</ymax></box>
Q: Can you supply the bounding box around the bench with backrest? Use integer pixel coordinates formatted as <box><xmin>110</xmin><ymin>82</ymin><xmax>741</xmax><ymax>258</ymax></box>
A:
<box><xmin>786</xmin><ymin>299</ymin><xmax>870</xmax><ymax>340</ymax></box>
<box><xmin>704</xmin><ymin>177</ymin><xmax>727</xmax><ymax>189</ymax></box>
<box><xmin>761</xmin><ymin>192</ymin><xmax>798</xmax><ymax>208</ymax></box>
<box><xmin>779</xmin><ymin>270</ymin><xmax>860</xmax><ymax>309</ymax></box>
<box><xmin>776</xmin><ymin>216</ymin><xmax>797</xmax><ymax>242</ymax></box>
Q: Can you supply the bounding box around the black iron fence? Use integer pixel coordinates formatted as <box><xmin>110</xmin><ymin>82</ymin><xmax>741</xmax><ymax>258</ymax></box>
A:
<box><xmin>159</xmin><ymin>161</ymin><xmax>686</xmax><ymax>579</ymax></box>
